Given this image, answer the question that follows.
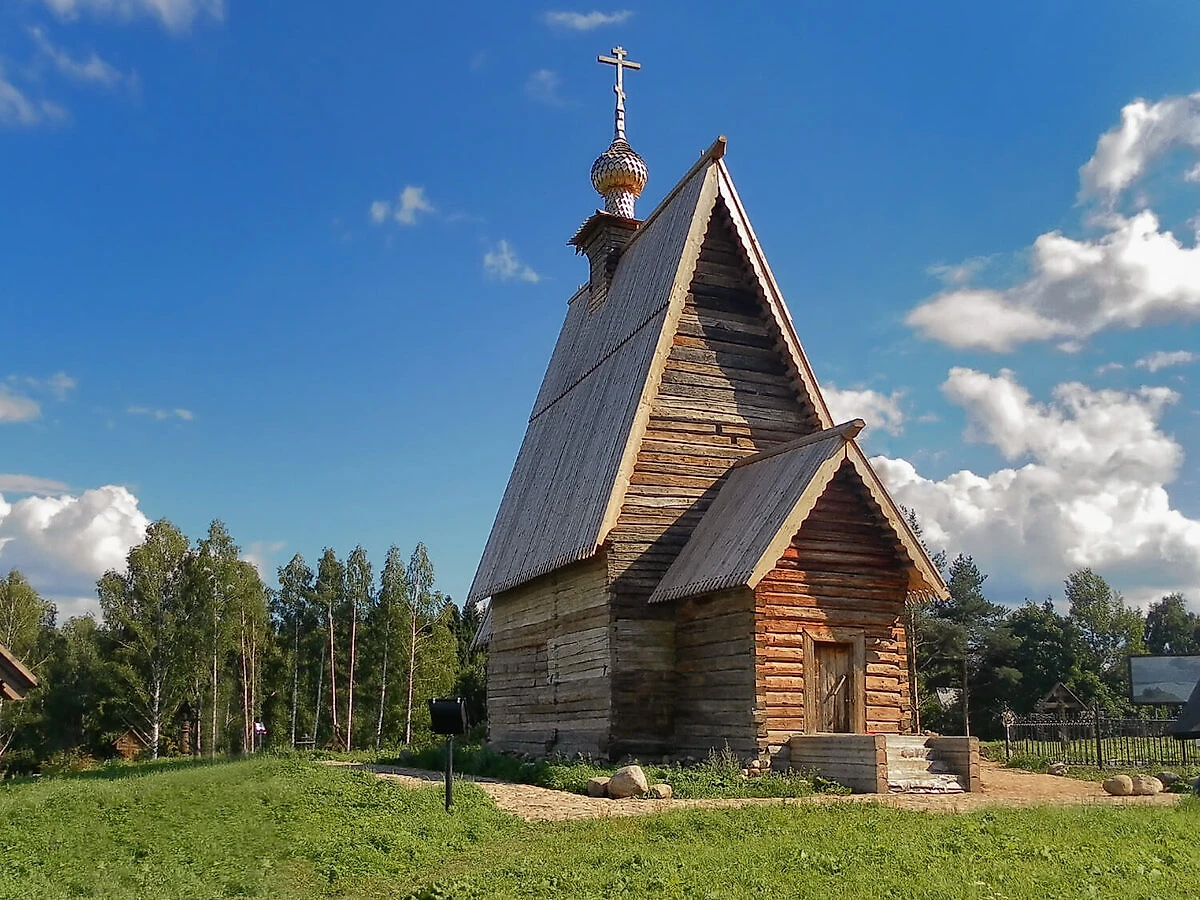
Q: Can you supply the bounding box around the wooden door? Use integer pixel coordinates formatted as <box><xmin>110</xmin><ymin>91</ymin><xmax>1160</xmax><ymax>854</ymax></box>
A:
<box><xmin>814</xmin><ymin>642</ymin><xmax>853</xmax><ymax>733</ymax></box>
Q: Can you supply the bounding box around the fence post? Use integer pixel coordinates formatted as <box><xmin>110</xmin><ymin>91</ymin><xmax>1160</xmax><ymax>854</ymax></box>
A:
<box><xmin>1000</xmin><ymin>708</ymin><xmax>1014</xmax><ymax>761</ymax></box>
<box><xmin>1093</xmin><ymin>705</ymin><xmax>1104</xmax><ymax>769</ymax></box>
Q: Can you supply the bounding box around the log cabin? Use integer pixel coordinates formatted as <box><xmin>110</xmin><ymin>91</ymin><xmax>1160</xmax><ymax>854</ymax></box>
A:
<box><xmin>469</xmin><ymin>48</ymin><xmax>948</xmax><ymax>770</ymax></box>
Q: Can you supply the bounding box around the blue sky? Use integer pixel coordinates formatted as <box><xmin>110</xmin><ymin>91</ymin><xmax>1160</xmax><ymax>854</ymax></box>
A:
<box><xmin>2</xmin><ymin>0</ymin><xmax>1199</xmax><ymax>616</ymax></box>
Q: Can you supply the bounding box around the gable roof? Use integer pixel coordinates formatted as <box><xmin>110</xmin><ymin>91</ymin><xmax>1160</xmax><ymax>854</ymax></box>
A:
<box><xmin>650</xmin><ymin>420</ymin><xmax>949</xmax><ymax>604</ymax></box>
<box><xmin>469</xmin><ymin>137</ymin><xmax>892</xmax><ymax>604</ymax></box>
<box><xmin>0</xmin><ymin>642</ymin><xmax>37</xmax><ymax>701</ymax></box>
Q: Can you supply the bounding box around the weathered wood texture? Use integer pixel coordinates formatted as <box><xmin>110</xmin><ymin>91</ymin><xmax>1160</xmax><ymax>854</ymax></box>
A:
<box><xmin>486</xmin><ymin>557</ymin><xmax>612</xmax><ymax>757</ymax></box>
<box><xmin>606</xmin><ymin>198</ymin><xmax>821</xmax><ymax>754</ymax></box>
<box><xmin>788</xmin><ymin>734</ymin><xmax>889</xmax><ymax>793</ymax></box>
<box><xmin>926</xmin><ymin>736</ymin><xmax>981</xmax><ymax>792</ymax></box>
<box><xmin>673</xmin><ymin>589</ymin><xmax>758</xmax><ymax>758</ymax></box>
<box><xmin>468</xmin><ymin>161</ymin><xmax>712</xmax><ymax>604</ymax></box>
<box><xmin>754</xmin><ymin>463</ymin><xmax>913</xmax><ymax>753</ymax></box>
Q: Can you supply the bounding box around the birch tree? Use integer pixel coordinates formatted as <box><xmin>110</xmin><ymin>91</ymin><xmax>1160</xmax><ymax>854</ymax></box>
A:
<box><xmin>98</xmin><ymin>520</ymin><xmax>190</xmax><ymax>759</ymax></box>
<box><xmin>343</xmin><ymin>546</ymin><xmax>372</xmax><ymax>751</ymax></box>
<box><xmin>403</xmin><ymin>544</ymin><xmax>437</xmax><ymax>744</ymax></box>
<box><xmin>372</xmin><ymin>545</ymin><xmax>407</xmax><ymax>748</ymax></box>
<box><xmin>0</xmin><ymin>570</ymin><xmax>54</xmax><ymax>756</ymax></box>
<box><xmin>313</xmin><ymin>549</ymin><xmax>345</xmax><ymax>748</ymax></box>
<box><xmin>275</xmin><ymin>554</ymin><xmax>314</xmax><ymax>747</ymax></box>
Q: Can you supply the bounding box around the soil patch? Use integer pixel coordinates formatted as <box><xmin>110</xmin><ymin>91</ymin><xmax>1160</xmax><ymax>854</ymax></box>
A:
<box><xmin>340</xmin><ymin>761</ymin><xmax>1182</xmax><ymax>822</ymax></box>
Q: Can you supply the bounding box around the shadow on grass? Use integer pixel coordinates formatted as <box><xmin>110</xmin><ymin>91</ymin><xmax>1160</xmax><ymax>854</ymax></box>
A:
<box><xmin>3</xmin><ymin>755</ymin><xmax>252</xmax><ymax>787</ymax></box>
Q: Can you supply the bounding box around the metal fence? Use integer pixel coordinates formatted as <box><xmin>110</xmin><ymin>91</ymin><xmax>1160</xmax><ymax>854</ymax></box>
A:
<box><xmin>1002</xmin><ymin>709</ymin><xmax>1198</xmax><ymax>769</ymax></box>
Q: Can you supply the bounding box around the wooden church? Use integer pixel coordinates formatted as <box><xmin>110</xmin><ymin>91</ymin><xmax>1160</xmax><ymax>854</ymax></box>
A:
<box><xmin>469</xmin><ymin>48</ymin><xmax>948</xmax><ymax>767</ymax></box>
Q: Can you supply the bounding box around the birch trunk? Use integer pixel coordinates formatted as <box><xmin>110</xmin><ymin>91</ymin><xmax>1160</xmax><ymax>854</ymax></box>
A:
<box><xmin>326</xmin><ymin>605</ymin><xmax>339</xmax><ymax>745</ymax></box>
<box><xmin>375</xmin><ymin>639</ymin><xmax>389</xmax><ymax>750</ymax></box>
<box><xmin>345</xmin><ymin>601</ymin><xmax>358</xmax><ymax>752</ymax></box>
<box><xmin>290</xmin><ymin>613</ymin><xmax>300</xmax><ymax>747</ymax></box>
<box><xmin>404</xmin><ymin>616</ymin><xmax>417</xmax><ymax>745</ymax></box>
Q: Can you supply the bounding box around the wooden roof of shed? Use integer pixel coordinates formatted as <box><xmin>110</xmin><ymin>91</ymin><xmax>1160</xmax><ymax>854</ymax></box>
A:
<box><xmin>650</xmin><ymin>420</ymin><xmax>949</xmax><ymax>604</ymax></box>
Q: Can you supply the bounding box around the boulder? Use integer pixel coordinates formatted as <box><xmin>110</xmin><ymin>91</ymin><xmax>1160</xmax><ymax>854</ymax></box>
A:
<box><xmin>1156</xmin><ymin>771</ymin><xmax>1180</xmax><ymax>787</ymax></box>
<box><xmin>649</xmin><ymin>783</ymin><xmax>673</xmax><ymax>800</ymax></box>
<box><xmin>1047</xmin><ymin>762</ymin><xmax>1068</xmax><ymax>777</ymax></box>
<box><xmin>1102</xmin><ymin>775</ymin><xmax>1134</xmax><ymax>796</ymax></box>
<box><xmin>1131</xmin><ymin>775</ymin><xmax>1163</xmax><ymax>796</ymax></box>
<box><xmin>586</xmin><ymin>776</ymin><xmax>610</xmax><ymax>798</ymax></box>
<box><xmin>607</xmin><ymin>764</ymin><xmax>649</xmax><ymax>799</ymax></box>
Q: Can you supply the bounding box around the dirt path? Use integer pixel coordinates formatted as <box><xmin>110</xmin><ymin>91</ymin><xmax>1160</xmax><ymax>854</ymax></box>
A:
<box><xmin>341</xmin><ymin>761</ymin><xmax>1182</xmax><ymax>822</ymax></box>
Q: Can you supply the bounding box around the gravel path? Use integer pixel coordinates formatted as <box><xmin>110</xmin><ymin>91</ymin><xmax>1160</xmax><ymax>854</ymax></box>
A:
<box><xmin>341</xmin><ymin>761</ymin><xmax>1182</xmax><ymax>822</ymax></box>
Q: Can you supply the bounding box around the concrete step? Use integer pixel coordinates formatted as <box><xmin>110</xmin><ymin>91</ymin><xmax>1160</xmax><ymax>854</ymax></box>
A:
<box><xmin>888</xmin><ymin>759</ymin><xmax>955</xmax><ymax>776</ymax></box>
<box><xmin>888</xmin><ymin>773</ymin><xmax>966</xmax><ymax>793</ymax></box>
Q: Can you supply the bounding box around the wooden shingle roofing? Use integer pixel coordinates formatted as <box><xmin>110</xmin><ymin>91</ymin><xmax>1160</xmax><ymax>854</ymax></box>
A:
<box><xmin>650</xmin><ymin>421</ymin><xmax>948</xmax><ymax>604</ymax></box>
<box><xmin>0</xmin><ymin>642</ymin><xmax>37</xmax><ymax>701</ymax></box>
<box><xmin>468</xmin><ymin>136</ymin><xmax>941</xmax><ymax>605</ymax></box>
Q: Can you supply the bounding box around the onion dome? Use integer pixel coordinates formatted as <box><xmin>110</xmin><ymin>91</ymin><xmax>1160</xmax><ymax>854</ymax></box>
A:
<box><xmin>591</xmin><ymin>138</ymin><xmax>648</xmax><ymax>219</ymax></box>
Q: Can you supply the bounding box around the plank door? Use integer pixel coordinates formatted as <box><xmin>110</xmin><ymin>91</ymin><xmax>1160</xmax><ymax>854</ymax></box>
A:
<box><xmin>814</xmin><ymin>642</ymin><xmax>854</xmax><ymax>733</ymax></box>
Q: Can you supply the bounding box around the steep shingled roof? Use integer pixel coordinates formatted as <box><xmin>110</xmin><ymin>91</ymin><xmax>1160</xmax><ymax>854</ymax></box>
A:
<box><xmin>649</xmin><ymin>420</ymin><xmax>948</xmax><ymax>604</ymax></box>
<box><xmin>468</xmin><ymin>138</ymin><xmax>941</xmax><ymax>605</ymax></box>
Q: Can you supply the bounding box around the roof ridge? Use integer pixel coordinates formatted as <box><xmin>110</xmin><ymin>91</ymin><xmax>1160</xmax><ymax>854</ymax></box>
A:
<box><xmin>732</xmin><ymin>419</ymin><xmax>865</xmax><ymax>469</ymax></box>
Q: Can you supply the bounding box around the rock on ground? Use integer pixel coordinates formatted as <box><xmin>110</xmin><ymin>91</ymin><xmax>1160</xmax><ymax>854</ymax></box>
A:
<box><xmin>586</xmin><ymin>776</ymin><xmax>610</xmax><ymax>798</ymax></box>
<box><xmin>608</xmin><ymin>765</ymin><xmax>650</xmax><ymax>799</ymax></box>
<box><xmin>1131</xmin><ymin>775</ymin><xmax>1163</xmax><ymax>796</ymax></box>
<box><xmin>1156</xmin><ymin>771</ymin><xmax>1180</xmax><ymax>787</ymax></box>
<box><xmin>649</xmin><ymin>783</ymin><xmax>673</xmax><ymax>800</ymax></box>
<box><xmin>1047</xmin><ymin>762</ymin><xmax>1068</xmax><ymax>777</ymax></box>
<box><xmin>1102</xmin><ymin>775</ymin><xmax>1133</xmax><ymax>796</ymax></box>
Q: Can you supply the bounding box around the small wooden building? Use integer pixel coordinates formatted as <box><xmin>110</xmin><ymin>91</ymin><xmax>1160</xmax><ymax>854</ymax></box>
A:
<box><xmin>470</xmin><ymin>63</ymin><xmax>947</xmax><ymax>766</ymax></box>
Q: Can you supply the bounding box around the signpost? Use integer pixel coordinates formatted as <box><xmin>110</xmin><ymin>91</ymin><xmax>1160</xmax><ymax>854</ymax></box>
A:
<box><xmin>428</xmin><ymin>698</ymin><xmax>467</xmax><ymax>811</ymax></box>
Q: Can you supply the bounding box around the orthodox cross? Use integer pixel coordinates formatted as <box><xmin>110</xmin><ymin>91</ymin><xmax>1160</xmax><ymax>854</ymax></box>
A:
<box><xmin>598</xmin><ymin>46</ymin><xmax>641</xmax><ymax>141</ymax></box>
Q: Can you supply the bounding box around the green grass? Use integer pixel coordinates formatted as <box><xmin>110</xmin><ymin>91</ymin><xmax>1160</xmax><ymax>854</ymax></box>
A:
<box><xmin>1</xmin><ymin>756</ymin><xmax>1198</xmax><ymax>899</ymax></box>
<box><xmin>384</xmin><ymin>742</ymin><xmax>838</xmax><ymax>799</ymax></box>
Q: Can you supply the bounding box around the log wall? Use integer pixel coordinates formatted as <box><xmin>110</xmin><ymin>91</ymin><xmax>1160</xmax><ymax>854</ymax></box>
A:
<box><xmin>754</xmin><ymin>463</ymin><xmax>913</xmax><ymax>757</ymax></box>
<box><xmin>607</xmin><ymin>198</ymin><xmax>820</xmax><ymax>755</ymax></box>
<box><xmin>787</xmin><ymin>734</ymin><xmax>889</xmax><ymax>794</ymax></box>
<box><xmin>673</xmin><ymin>588</ymin><xmax>758</xmax><ymax>758</ymax></box>
<box><xmin>487</xmin><ymin>557</ymin><xmax>612</xmax><ymax>756</ymax></box>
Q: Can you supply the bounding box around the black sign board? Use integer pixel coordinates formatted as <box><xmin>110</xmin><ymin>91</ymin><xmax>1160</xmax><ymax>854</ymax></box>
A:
<box><xmin>1170</xmin><ymin>680</ymin><xmax>1200</xmax><ymax>741</ymax></box>
<box><xmin>428</xmin><ymin>697</ymin><xmax>467</xmax><ymax>736</ymax></box>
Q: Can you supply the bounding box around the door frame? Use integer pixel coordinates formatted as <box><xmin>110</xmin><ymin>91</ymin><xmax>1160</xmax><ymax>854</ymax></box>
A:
<box><xmin>802</xmin><ymin>627</ymin><xmax>866</xmax><ymax>734</ymax></box>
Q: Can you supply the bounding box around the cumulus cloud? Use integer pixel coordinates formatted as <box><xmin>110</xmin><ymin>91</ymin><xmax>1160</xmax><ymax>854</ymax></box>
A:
<box><xmin>875</xmin><ymin>368</ymin><xmax>1200</xmax><ymax>605</ymax></box>
<box><xmin>525</xmin><ymin>69</ymin><xmax>565</xmax><ymax>107</ymax></box>
<box><xmin>28</xmin><ymin>26</ymin><xmax>132</xmax><ymax>89</ymax></box>
<box><xmin>823</xmin><ymin>384</ymin><xmax>905</xmax><ymax>436</ymax></box>
<box><xmin>908</xmin><ymin>90</ymin><xmax>1200</xmax><ymax>351</ymax></box>
<box><xmin>542</xmin><ymin>10</ymin><xmax>633</xmax><ymax>30</ymax></box>
<box><xmin>127</xmin><ymin>406</ymin><xmax>194</xmax><ymax>421</ymax></box>
<box><xmin>926</xmin><ymin>256</ymin><xmax>993</xmax><ymax>287</ymax></box>
<box><xmin>1135</xmin><ymin>350</ymin><xmax>1198</xmax><ymax>373</ymax></box>
<box><xmin>369</xmin><ymin>186</ymin><xmax>435</xmax><ymax>227</ymax></box>
<box><xmin>41</xmin><ymin>0</ymin><xmax>224</xmax><ymax>31</ymax></box>
<box><xmin>0</xmin><ymin>63</ymin><xmax>67</xmax><ymax>127</ymax></box>
<box><xmin>0</xmin><ymin>485</ymin><xmax>150</xmax><ymax>617</ymax></box>
<box><xmin>483</xmin><ymin>240</ymin><xmax>540</xmax><ymax>283</ymax></box>
<box><xmin>1080</xmin><ymin>92</ymin><xmax>1200</xmax><ymax>201</ymax></box>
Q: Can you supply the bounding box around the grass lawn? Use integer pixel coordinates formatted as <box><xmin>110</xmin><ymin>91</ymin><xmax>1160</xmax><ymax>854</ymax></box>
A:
<box><xmin>1</xmin><ymin>757</ymin><xmax>1198</xmax><ymax>900</ymax></box>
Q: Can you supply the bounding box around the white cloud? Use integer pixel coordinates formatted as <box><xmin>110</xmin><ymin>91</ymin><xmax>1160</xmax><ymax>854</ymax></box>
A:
<box><xmin>1080</xmin><ymin>92</ymin><xmax>1200</xmax><ymax>201</ymax></box>
<box><xmin>242</xmin><ymin>540</ymin><xmax>286</xmax><ymax>579</ymax></box>
<box><xmin>525</xmin><ymin>69</ymin><xmax>565</xmax><ymax>107</ymax></box>
<box><xmin>1135</xmin><ymin>350</ymin><xmax>1198</xmax><ymax>373</ymax></box>
<box><xmin>0</xmin><ymin>485</ymin><xmax>150</xmax><ymax>617</ymax></box>
<box><xmin>28</xmin><ymin>26</ymin><xmax>131</xmax><ymax>89</ymax></box>
<box><xmin>875</xmin><ymin>368</ymin><xmax>1200</xmax><ymax>605</ymax></box>
<box><xmin>1095</xmin><ymin>362</ymin><xmax>1125</xmax><ymax>375</ymax></box>
<box><xmin>369</xmin><ymin>186</ymin><xmax>435</xmax><ymax>227</ymax></box>
<box><xmin>0</xmin><ymin>63</ymin><xmax>67</xmax><ymax>127</ymax></box>
<box><xmin>127</xmin><ymin>406</ymin><xmax>194</xmax><ymax>421</ymax></box>
<box><xmin>483</xmin><ymin>240</ymin><xmax>540</xmax><ymax>283</ymax></box>
<box><xmin>0</xmin><ymin>389</ymin><xmax>40</xmax><ymax>423</ymax></box>
<box><xmin>824</xmin><ymin>384</ymin><xmax>905</xmax><ymax>436</ymax></box>
<box><xmin>41</xmin><ymin>0</ymin><xmax>225</xmax><ymax>32</ymax></box>
<box><xmin>926</xmin><ymin>256</ymin><xmax>992</xmax><ymax>287</ymax></box>
<box><xmin>908</xmin><ymin>90</ymin><xmax>1200</xmax><ymax>351</ymax></box>
<box><xmin>907</xmin><ymin>210</ymin><xmax>1200</xmax><ymax>350</ymax></box>
<box><xmin>542</xmin><ymin>10</ymin><xmax>633</xmax><ymax>30</ymax></box>
<box><xmin>0</xmin><ymin>475</ymin><xmax>69</xmax><ymax>494</ymax></box>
